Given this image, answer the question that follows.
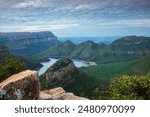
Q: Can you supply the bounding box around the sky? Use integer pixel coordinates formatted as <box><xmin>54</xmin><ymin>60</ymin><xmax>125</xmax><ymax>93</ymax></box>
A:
<box><xmin>0</xmin><ymin>0</ymin><xmax>150</xmax><ymax>37</ymax></box>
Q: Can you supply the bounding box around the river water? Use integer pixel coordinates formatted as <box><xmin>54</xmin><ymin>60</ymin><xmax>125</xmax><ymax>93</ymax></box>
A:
<box><xmin>38</xmin><ymin>58</ymin><xmax>89</xmax><ymax>76</ymax></box>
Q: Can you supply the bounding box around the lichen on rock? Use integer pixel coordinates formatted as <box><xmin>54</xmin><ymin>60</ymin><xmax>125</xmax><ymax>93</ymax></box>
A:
<box><xmin>0</xmin><ymin>70</ymin><xmax>39</xmax><ymax>100</ymax></box>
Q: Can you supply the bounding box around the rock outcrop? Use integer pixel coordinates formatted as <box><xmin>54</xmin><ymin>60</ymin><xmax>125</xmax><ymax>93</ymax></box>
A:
<box><xmin>45</xmin><ymin>58</ymin><xmax>78</xmax><ymax>88</ymax></box>
<box><xmin>0</xmin><ymin>70</ymin><xmax>39</xmax><ymax>100</ymax></box>
<box><xmin>0</xmin><ymin>70</ymin><xmax>87</xmax><ymax>100</ymax></box>
<box><xmin>39</xmin><ymin>87</ymin><xmax>88</xmax><ymax>100</ymax></box>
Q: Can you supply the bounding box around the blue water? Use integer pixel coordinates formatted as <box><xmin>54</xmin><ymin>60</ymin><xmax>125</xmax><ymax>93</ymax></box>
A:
<box><xmin>58</xmin><ymin>36</ymin><xmax>120</xmax><ymax>44</ymax></box>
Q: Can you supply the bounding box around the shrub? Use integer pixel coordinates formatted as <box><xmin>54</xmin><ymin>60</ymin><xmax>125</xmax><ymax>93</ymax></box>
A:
<box><xmin>92</xmin><ymin>73</ymin><xmax>150</xmax><ymax>100</ymax></box>
<box><xmin>0</xmin><ymin>58</ymin><xmax>27</xmax><ymax>82</ymax></box>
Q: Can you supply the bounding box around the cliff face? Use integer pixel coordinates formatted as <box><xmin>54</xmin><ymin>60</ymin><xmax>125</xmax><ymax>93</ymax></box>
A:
<box><xmin>0</xmin><ymin>31</ymin><xmax>60</xmax><ymax>57</ymax></box>
<box><xmin>110</xmin><ymin>36</ymin><xmax>150</xmax><ymax>56</ymax></box>
<box><xmin>0</xmin><ymin>70</ymin><xmax>87</xmax><ymax>100</ymax></box>
<box><xmin>45</xmin><ymin>58</ymin><xmax>78</xmax><ymax>89</ymax></box>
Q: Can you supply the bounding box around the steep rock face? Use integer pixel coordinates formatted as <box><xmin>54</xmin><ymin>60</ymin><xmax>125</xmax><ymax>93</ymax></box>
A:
<box><xmin>45</xmin><ymin>58</ymin><xmax>78</xmax><ymax>88</ymax></box>
<box><xmin>39</xmin><ymin>87</ymin><xmax>88</xmax><ymax>100</ymax></box>
<box><xmin>0</xmin><ymin>70</ymin><xmax>39</xmax><ymax>100</ymax></box>
<box><xmin>110</xmin><ymin>36</ymin><xmax>150</xmax><ymax>56</ymax></box>
<box><xmin>0</xmin><ymin>31</ymin><xmax>60</xmax><ymax>57</ymax></box>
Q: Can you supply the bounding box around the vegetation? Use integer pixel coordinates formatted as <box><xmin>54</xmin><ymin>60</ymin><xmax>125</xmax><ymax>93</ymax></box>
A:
<box><xmin>39</xmin><ymin>75</ymin><xmax>46</xmax><ymax>90</ymax></box>
<box><xmin>64</xmin><ymin>71</ymin><xmax>101</xmax><ymax>98</ymax></box>
<box><xmin>80</xmin><ymin>55</ymin><xmax>150</xmax><ymax>83</ymax></box>
<box><xmin>47</xmin><ymin>58</ymin><xmax>73</xmax><ymax>72</ymax></box>
<box><xmin>32</xmin><ymin>36</ymin><xmax>150</xmax><ymax>64</ymax></box>
<box><xmin>92</xmin><ymin>72</ymin><xmax>150</xmax><ymax>100</ymax></box>
<box><xmin>65</xmin><ymin>55</ymin><xmax>150</xmax><ymax>98</ymax></box>
<box><xmin>0</xmin><ymin>58</ymin><xmax>27</xmax><ymax>82</ymax></box>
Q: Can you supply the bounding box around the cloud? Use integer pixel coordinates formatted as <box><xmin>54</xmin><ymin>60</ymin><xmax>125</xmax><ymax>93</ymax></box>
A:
<box><xmin>98</xmin><ymin>19</ymin><xmax>150</xmax><ymax>28</ymax></box>
<box><xmin>0</xmin><ymin>23</ymin><xmax>79</xmax><ymax>32</ymax></box>
<box><xmin>14</xmin><ymin>0</ymin><xmax>47</xmax><ymax>8</ymax></box>
<box><xmin>0</xmin><ymin>0</ymin><xmax>150</xmax><ymax>36</ymax></box>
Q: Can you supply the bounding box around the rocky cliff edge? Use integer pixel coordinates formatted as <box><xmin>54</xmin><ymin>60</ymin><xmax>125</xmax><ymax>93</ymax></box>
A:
<box><xmin>0</xmin><ymin>70</ymin><xmax>87</xmax><ymax>100</ymax></box>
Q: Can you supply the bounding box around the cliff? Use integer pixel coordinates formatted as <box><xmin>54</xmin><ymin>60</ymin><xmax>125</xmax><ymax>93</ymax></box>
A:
<box><xmin>0</xmin><ymin>31</ymin><xmax>60</xmax><ymax>57</ymax></box>
<box><xmin>0</xmin><ymin>70</ymin><xmax>87</xmax><ymax>100</ymax></box>
<box><xmin>45</xmin><ymin>58</ymin><xmax>78</xmax><ymax>88</ymax></box>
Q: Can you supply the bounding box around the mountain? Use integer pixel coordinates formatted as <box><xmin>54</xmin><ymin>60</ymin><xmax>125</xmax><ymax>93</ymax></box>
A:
<box><xmin>43</xmin><ymin>58</ymin><xmax>78</xmax><ymax>89</ymax></box>
<box><xmin>34</xmin><ymin>36</ymin><xmax>150</xmax><ymax>63</ymax></box>
<box><xmin>0</xmin><ymin>31</ymin><xmax>60</xmax><ymax>58</ymax></box>
<box><xmin>69</xmin><ymin>41</ymin><xmax>104</xmax><ymax>60</ymax></box>
<box><xmin>33</xmin><ymin>40</ymin><xmax>105</xmax><ymax>61</ymax></box>
<box><xmin>110</xmin><ymin>36</ymin><xmax>150</xmax><ymax>56</ymax></box>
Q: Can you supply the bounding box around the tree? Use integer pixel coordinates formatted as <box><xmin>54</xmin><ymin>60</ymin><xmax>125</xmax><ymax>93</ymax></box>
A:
<box><xmin>0</xmin><ymin>58</ymin><xmax>27</xmax><ymax>82</ymax></box>
<box><xmin>92</xmin><ymin>72</ymin><xmax>150</xmax><ymax>100</ymax></box>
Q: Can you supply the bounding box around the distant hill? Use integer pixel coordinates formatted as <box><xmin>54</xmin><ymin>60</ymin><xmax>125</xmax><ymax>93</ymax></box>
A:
<box><xmin>0</xmin><ymin>31</ymin><xmax>60</xmax><ymax>58</ymax></box>
<box><xmin>34</xmin><ymin>36</ymin><xmax>150</xmax><ymax>63</ymax></box>
<box><xmin>0</xmin><ymin>43</ymin><xmax>41</xmax><ymax>70</ymax></box>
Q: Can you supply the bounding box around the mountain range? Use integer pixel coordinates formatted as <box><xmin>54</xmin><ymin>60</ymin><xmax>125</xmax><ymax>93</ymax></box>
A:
<box><xmin>1</xmin><ymin>31</ymin><xmax>150</xmax><ymax>99</ymax></box>
<box><xmin>1</xmin><ymin>31</ymin><xmax>150</xmax><ymax>65</ymax></box>
<box><xmin>33</xmin><ymin>35</ymin><xmax>150</xmax><ymax>64</ymax></box>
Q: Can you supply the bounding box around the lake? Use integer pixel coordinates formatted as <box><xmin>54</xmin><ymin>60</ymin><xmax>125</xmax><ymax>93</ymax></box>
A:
<box><xmin>38</xmin><ymin>58</ymin><xmax>90</xmax><ymax>76</ymax></box>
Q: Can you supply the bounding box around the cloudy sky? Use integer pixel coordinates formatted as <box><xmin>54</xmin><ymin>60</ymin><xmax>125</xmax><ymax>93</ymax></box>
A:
<box><xmin>0</xmin><ymin>0</ymin><xmax>150</xmax><ymax>37</ymax></box>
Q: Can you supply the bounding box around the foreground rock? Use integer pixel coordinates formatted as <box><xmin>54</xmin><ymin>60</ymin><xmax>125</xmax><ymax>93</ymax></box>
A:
<box><xmin>45</xmin><ymin>58</ymin><xmax>78</xmax><ymax>88</ymax></box>
<box><xmin>0</xmin><ymin>70</ymin><xmax>88</xmax><ymax>100</ymax></box>
<box><xmin>0</xmin><ymin>70</ymin><xmax>39</xmax><ymax>100</ymax></box>
<box><xmin>39</xmin><ymin>87</ymin><xmax>88</xmax><ymax>100</ymax></box>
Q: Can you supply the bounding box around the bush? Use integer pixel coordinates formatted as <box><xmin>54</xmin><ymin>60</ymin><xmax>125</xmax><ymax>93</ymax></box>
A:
<box><xmin>92</xmin><ymin>73</ymin><xmax>150</xmax><ymax>100</ymax></box>
<box><xmin>0</xmin><ymin>58</ymin><xmax>27</xmax><ymax>82</ymax></box>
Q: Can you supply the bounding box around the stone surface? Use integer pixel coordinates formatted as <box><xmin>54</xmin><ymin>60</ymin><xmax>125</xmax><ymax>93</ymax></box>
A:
<box><xmin>0</xmin><ymin>70</ymin><xmax>39</xmax><ymax>100</ymax></box>
<box><xmin>45</xmin><ymin>58</ymin><xmax>78</xmax><ymax>88</ymax></box>
<box><xmin>39</xmin><ymin>87</ymin><xmax>88</xmax><ymax>100</ymax></box>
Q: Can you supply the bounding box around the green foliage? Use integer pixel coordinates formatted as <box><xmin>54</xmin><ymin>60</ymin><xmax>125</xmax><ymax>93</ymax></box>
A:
<box><xmin>92</xmin><ymin>73</ymin><xmax>150</xmax><ymax>100</ymax></box>
<box><xmin>0</xmin><ymin>58</ymin><xmax>27</xmax><ymax>82</ymax></box>
<box><xmin>64</xmin><ymin>71</ymin><xmax>101</xmax><ymax>98</ymax></box>
<box><xmin>39</xmin><ymin>75</ymin><xmax>46</xmax><ymax>90</ymax></box>
<box><xmin>80</xmin><ymin>55</ymin><xmax>150</xmax><ymax>83</ymax></box>
<box><xmin>80</xmin><ymin>60</ymin><xmax>135</xmax><ymax>84</ymax></box>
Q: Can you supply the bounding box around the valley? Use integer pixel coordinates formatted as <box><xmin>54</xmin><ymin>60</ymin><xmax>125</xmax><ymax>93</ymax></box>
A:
<box><xmin>0</xmin><ymin>32</ymin><xmax>150</xmax><ymax>99</ymax></box>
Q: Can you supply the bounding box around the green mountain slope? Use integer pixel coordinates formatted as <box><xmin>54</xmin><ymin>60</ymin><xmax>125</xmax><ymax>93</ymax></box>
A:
<box><xmin>65</xmin><ymin>55</ymin><xmax>150</xmax><ymax>97</ymax></box>
<box><xmin>33</xmin><ymin>36</ymin><xmax>150</xmax><ymax>63</ymax></box>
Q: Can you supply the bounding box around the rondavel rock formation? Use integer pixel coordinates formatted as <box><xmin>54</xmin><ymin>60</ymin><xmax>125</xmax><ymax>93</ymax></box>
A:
<box><xmin>0</xmin><ymin>70</ymin><xmax>87</xmax><ymax>100</ymax></box>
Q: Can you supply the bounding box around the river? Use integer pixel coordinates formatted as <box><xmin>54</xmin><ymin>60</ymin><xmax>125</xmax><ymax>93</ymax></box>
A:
<box><xmin>38</xmin><ymin>58</ymin><xmax>90</xmax><ymax>76</ymax></box>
